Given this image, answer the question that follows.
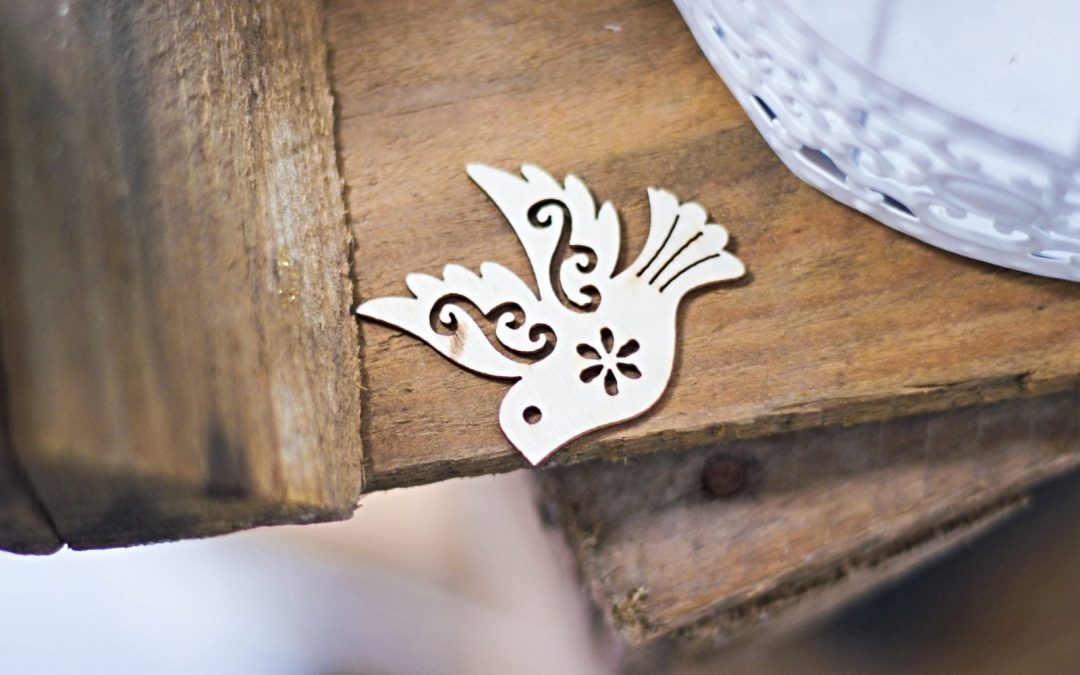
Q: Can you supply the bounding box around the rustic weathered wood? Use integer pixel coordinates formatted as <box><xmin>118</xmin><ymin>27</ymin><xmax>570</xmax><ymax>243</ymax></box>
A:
<box><xmin>0</xmin><ymin>0</ymin><xmax>363</xmax><ymax>549</ymax></box>
<box><xmin>328</xmin><ymin>0</ymin><xmax>1080</xmax><ymax>490</ymax></box>
<box><xmin>629</xmin><ymin>454</ymin><xmax>1080</xmax><ymax>674</ymax></box>
<box><xmin>0</xmin><ymin>94</ymin><xmax>62</xmax><ymax>555</ymax></box>
<box><xmin>535</xmin><ymin>391</ymin><xmax>1080</xmax><ymax>652</ymax></box>
<box><xmin>610</xmin><ymin>503</ymin><xmax>1024</xmax><ymax>674</ymax></box>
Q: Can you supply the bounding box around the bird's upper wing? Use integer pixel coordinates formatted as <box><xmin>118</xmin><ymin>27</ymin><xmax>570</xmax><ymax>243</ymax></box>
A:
<box><xmin>466</xmin><ymin>164</ymin><xmax>620</xmax><ymax>311</ymax></box>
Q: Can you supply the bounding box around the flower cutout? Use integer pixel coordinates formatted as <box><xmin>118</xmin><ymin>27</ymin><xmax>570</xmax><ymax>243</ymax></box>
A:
<box><xmin>577</xmin><ymin>327</ymin><xmax>641</xmax><ymax>396</ymax></box>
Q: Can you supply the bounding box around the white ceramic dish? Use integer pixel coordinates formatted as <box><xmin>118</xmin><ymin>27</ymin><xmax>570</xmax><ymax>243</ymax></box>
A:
<box><xmin>675</xmin><ymin>0</ymin><xmax>1080</xmax><ymax>281</ymax></box>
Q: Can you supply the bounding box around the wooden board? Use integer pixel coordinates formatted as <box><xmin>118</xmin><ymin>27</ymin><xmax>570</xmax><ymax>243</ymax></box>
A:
<box><xmin>0</xmin><ymin>93</ymin><xmax>61</xmax><ymax>555</ymax></box>
<box><xmin>328</xmin><ymin>0</ymin><xmax>1080</xmax><ymax>490</ymax></box>
<box><xmin>0</xmin><ymin>0</ymin><xmax>363</xmax><ymax>549</ymax></box>
<box><xmin>535</xmin><ymin>391</ymin><xmax>1080</xmax><ymax>649</ymax></box>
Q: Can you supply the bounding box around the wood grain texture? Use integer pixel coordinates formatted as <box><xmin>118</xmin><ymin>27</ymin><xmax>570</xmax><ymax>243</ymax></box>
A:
<box><xmin>327</xmin><ymin>0</ymin><xmax>1080</xmax><ymax>490</ymax></box>
<box><xmin>536</xmin><ymin>391</ymin><xmax>1080</xmax><ymax>648</ymax></box>
<box><xmin>610</xmin><ymin>470</ymin><xmax>1080</xmax><ymax>673</ymax></box>
<box><xmin>0</xmin><ymin>0</ymin><xmax>363</xmax><ymax>549</ymax></box>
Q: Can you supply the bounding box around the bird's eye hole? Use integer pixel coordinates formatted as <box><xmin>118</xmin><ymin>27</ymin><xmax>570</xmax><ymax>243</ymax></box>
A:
<box><xmin>523</xmin><ymin>406</ymin><xmax>542</xmax><ymax>425</ymax></box>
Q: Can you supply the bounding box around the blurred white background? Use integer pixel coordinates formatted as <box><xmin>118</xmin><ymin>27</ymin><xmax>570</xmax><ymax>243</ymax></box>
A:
<box><xmin>0</xmin><ymin>473</ymin><xmax>608</xmax><ymax>674</ymax></box>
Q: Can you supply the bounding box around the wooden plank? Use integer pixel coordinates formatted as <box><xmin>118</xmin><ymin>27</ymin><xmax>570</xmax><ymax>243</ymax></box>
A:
<box><xmin>535</xmin><ymin>391</ymin><xmax>1080</xmax><ymax>649</ymax></box>
<box><xmin>640</xmin><ymin>454</ymin><xmax>1080</xmax><ymax>673</ymax></box>
<box><xmin>612</xmin><ymin>501</ymin><xmax>1024</xmax><ymax>673</ymax></box>
<box><xmin>0</xmin><ymin>84</ymin><xmax>62</xmax><ymax>555</ymax></box>
<box><xmin>0</xmin><ymin>0</ymin><xmax>363</xmax><ymax>549</ymax></box>
<box><xmin>327</xmin><ymin>0</ymin><xmax>1080</xmax><ymax>490</ymax></box>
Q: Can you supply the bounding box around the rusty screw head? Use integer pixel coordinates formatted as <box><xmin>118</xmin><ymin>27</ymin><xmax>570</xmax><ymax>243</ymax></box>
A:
<box><xmin>702</xmin><ymin>453</ymin><xmax>753</xmax><ymax>498</ymax></box>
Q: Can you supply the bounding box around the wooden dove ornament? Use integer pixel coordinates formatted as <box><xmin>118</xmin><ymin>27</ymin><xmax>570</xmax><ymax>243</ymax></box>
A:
<box><xmin>357</xmin><ymin>164</ymin><xmax>745</xmax><ymax>465</ymax></box>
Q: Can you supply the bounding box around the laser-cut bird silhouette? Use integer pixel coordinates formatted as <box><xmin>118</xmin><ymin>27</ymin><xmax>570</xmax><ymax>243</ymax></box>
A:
<box><xmin>357</xmin><ymin>164</ymin><xmax>745</xmax><ymax>465</ymax></box>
